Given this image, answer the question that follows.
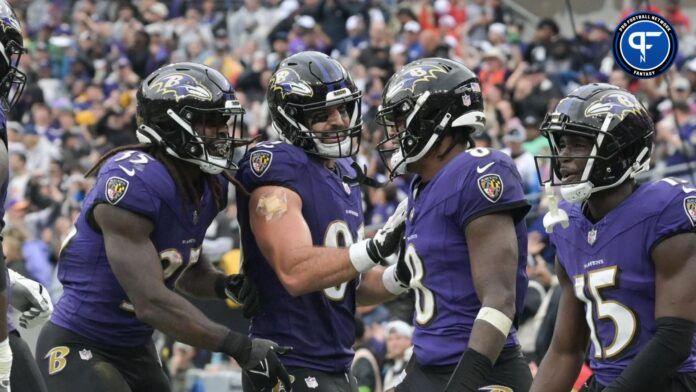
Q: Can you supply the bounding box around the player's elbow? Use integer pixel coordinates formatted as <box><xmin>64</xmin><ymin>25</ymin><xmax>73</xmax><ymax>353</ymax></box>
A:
<box><xmin>278</xmin><ymin>273</ymin><xmax>310</xmax><ymax>297</ymax></box>
<box><xmin>131</xmin><ymin>293</ymin><xmax>164</xmax><ymax>325</ymax></box>
<box><xmin>481</xmin><ymin>289</ymin><xmax>516</xmax><ymax>319</ymax></box>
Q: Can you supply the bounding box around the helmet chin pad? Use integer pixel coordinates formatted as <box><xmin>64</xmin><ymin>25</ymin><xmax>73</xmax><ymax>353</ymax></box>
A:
<box><xmin>560</xmin><ymin>182</ymin><xmax>594</xmax><ymax>203</ymax></box>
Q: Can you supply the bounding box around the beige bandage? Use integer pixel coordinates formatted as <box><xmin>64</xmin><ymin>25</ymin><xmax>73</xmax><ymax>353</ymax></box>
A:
<box><xmin>256</xmin><ymin>190</ymin><xmax>288</xmax><ymax>222</ymax></box>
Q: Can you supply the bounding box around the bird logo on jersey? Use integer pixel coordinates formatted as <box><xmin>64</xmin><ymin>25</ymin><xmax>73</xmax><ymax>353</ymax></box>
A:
<box><xmin>250</xmin><ymin>150</ymin><xmax>273</xmax><ymax>177</ymax></box>
<box><xmin>685</xmin><ymin>196</ymin><xmax>696</xmax><ymax>226</ymax></box>
<box><xmin>150</xmin><ymin>73</ymin><xmax>213</xmax><ymax>102</ymax></box>
<box><xmin>385</xmin><ymin>64</ymin><xmax>448</xmax><ymax>100</ymax></box>
<box><xmin>478</xmin><ymin>174</ymin><xmax>503</xmax><ymax>203</ymax></box>
<box><xmin>269</xmin><ymin>68</ymin><xmax>313</xmax><ymax>98</ymax></box>
<box><xmin>105</xmin><ymin>177</ymin><xmax>129</xmax><ymax>205</ymax></box>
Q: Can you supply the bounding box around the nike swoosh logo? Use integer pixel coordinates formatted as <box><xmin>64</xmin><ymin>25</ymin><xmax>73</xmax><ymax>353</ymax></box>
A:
<box><xmin>476</xmin><ymin>162</ymin><xmax>495</xmax><ymax>173</ymax></box>
<box><xmin>119</xmin><ymin>165</ymin><xmax>135</xmax><ymax>176</ymax></box>
<box><xmin>248</xmin><ymin>359</ymin><xmax>270</xmax><ymax>377</ymax></box>
<box><xmin>684</xmin><ymin>185</ymin><xmax>696</xmax><ymax>193</ymax></box>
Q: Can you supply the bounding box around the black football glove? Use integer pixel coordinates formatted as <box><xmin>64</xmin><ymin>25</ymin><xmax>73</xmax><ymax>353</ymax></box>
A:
<box><xmin>242</xmin><ymin>339</ymin><xmax>293</xmax><ymax>392</ymax></box>
<box><xmin>394</xmin><ymin>238</ymin><xmax>412</xmax><ymax>287</ymax></box>
<box><xmin>224</xmin><ymin>274</ymin><xmax>260</xmax><ymax>318</ymax></box>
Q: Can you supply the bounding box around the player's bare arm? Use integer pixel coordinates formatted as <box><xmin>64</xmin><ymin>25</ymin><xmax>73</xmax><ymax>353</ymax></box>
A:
<box><xmin>466</xmin><ymin>212</ymin><xmax>519</xmax><ymax>360</ymax></box>
<box><xmin>95</xmin><ymin>203</ymin><xmax>236</xmax><ymax>351</ymax></box>
<box><xmin>177</xmin><ymin>255</ymin><xmax>260</xmax><ymax>318</ymax></box>
<box><xmin>602</xmin><ymin>232</ymin><xmax>696</xmax><ymax>391</ymax></box>
<box><xmin>356</xmin><ymin>267</ymin><xmax>399</xmax><ymax>306</ymax></box>
<box><xmin>250</xmin><ymin>185</ymin><xmax>361</xmax><ymax>296</ymax></box>
<box><xmin>444</xmin><ymin>212</ymin><xmax>520</xmax><ymax>391</ymax></box>
<box><xmin>531</xmin><ymin>259</ymin><xmax>590</xmax><ymax>392</ymax></box>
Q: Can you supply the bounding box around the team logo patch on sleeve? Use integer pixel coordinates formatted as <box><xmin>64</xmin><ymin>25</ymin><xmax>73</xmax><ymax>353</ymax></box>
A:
<box><xmin>105</xmin><ymin>177</ymin><xmax>129</xmax><ymax>205</ymax></box>
<box><xmin>685</xmin><ymin>196</ymin><xmax>696</xmax><ymax>226</ymax></box>
<box><xmin>478</xmin><ymin>174</ymin><xmax>504</xmax><ymax>203</ymax></box>
<box><xmin>250</xmin><ymin>150</ymin><xmax>273</xmax><ymax>177</ymax></box>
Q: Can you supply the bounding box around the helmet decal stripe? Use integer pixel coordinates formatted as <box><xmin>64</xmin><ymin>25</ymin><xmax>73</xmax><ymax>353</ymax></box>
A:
<box><xmin>311</xmin><ymin>53</ymin><xmax>334</xmax><ymax>92</ymax></box>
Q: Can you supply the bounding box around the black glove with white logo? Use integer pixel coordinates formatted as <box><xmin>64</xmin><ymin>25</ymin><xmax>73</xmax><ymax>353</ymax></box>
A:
<box><xmin>349</xmin><ymin>199</ymin><xmax>408</xmax><ymax>272</ymax></box>
<box><xmin>242</xmin><ymin>339</ymin><xmax>293</xmax><ymax>392</ymax></box>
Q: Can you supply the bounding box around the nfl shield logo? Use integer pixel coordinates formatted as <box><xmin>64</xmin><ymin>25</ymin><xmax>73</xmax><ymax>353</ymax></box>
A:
<box><xmin>587</xmin><ymin>229</ymin><xmax>597</xmax><ymax>245</ymax></box>
<box><xmin>462</xmin><ymin>94</ymin><xmax>471</xmax><ymax>107</ymax></box>
<box><xmin>304</xmin><ymin>376</ymin><xmax>318</xmax><ymax>389</ymax></box>
<box><xmin>343</xmin><ymin>182</ymin><xmax>351</xmax><ymax>195</ymax></box>
<box><xmin>105</xmin><ymin>177</ymin><xmax>129</xmax><ymax>205</ymax></box>
<box><xmin>685</xmin><ymin>196</ymin><xmax>696</xmax><ymax>226</ymax></box>
<box><xmin>79</xmin><ymin>349</ymin><xmax>92</xmax><ymax>361</ymax></box>
<box><xmin>477</xmin><ymin>174</ymin><xmax>504</xmax><ymax>203</ymax></box>
<box><xmin>250</xmin><ymin>150</ymin><xmax>273</xmax><ymax>177</ymax></box>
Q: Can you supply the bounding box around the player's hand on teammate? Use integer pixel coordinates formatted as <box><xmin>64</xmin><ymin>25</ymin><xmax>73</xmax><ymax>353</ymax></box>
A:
<box><xmin>242</xmin><ymin>338</ymin><xmax>293</xmax><ymax>391</ymax></box>
<box><xmin>224</xmin><ymin>274</ymin><xmax>260</xmax><ymax>318</ymax></box>
<box><xmin>350</xmin><ymin>198</ymin><xmax>408</xmax><ymax>272</ymax></box>
<box><xmin>8</xmin><ymin>269</ymin><xmax>53</xmax><ymax>329</ymax></box>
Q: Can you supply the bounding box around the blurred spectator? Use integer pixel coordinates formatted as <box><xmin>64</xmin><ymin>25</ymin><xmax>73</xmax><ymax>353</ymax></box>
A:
<box><xmin>402</xmin><ymin>21</ymin><xmax>422</xmax><ymax>62</ymax></box>
<box><xmin>169</xmin><ymin>342</ymin><xmax>197</xmax><ymax>392</ymax></box>
<box><xmin>353</xmin><ymin>317</ymin><xmax>383</xmax><ymax>392</ymax></box>
<box><xmin>501</xmin><ymin>119</ymin><xmax>541</xmax><ymax>198</ymax></box>
<box><xmin>665</xmin><ymin>0</ymin><xmax>690</xmax><ymax>34</ymax></box>
<box><xmin>337</xmin><ymin>15</ymin><xmax>368</xmax><ymax>57</ymax></box>
<box><xmin>523</xmin><ymin>18</ymin><xmax>561</xmax><ymax>69</ymax></box>
<box><xmin>382</xmin><ymin>320</ymin><xmax>413</xmax><ymax>391</ymax></box>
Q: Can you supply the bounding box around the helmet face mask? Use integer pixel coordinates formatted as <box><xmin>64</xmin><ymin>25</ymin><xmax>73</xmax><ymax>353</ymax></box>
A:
<box><xmin>534</xmin><ymin>83</ymin><xmax>654</xmax><ymax>203</ymax></box>
<box><xmin>136</xmin><ymin>63</ymin><xmax>253</xmax><ymax>174</ymax></box>
<box><xmin>267</xmin><ymin>51</ymin><xmax>363</xmax><ymax>158</ymax></box>
<box><xmin>0</xmin><ymin>1</ymin><xmax>26</xmax><ymax>111</ymax></box>
<box><xmin>376</xmin><ymin>58</ymin><xmax>486</xmax><ymax>178</ymax></box>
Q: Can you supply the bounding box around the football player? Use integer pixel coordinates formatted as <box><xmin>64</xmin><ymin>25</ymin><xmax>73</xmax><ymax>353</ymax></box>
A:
<box><xmin>236</xmin><ymin>51</ymin><xmax>408</xmax><ymax>392</ymax></box>
<box><xmin>531</xmin><ymin>84</ymin><xmax>696</xmax><ymax>391</ymax></box>
<box><xmin>34</xmin><ymin>62</ymin><xmax>290</xmax><ymax>392</ymax></box>
<box><xmin>0</xmin><ymin>2</ymin><xmax>52</xmax><ymax>391</ymax></box>
<box><xmin>375</xmin><ymin>58</ymin><xmax>533</xmax><ymax>391</ymax></box>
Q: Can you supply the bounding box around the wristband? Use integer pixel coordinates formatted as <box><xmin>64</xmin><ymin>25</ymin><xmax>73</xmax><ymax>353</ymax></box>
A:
<box><xmin>382</xmin><ymin>265</ymin><xmax>408</xmax><ymax>295</ymax></box>
<box><xmin>476</xmin><ymin>306</ymin><xmax>513</xmax><ymax>337</ymax></box>
<box><xmin>349</xmin><ymin>240</ymin><xmax>375</xmax><ymax>273</ymax></box>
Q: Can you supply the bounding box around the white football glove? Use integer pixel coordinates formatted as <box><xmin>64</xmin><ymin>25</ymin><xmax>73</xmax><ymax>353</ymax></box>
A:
<box><xmin>9</xmin><ymin>269</ymin><xmax>53</xmax><ymax>329</ymax></box>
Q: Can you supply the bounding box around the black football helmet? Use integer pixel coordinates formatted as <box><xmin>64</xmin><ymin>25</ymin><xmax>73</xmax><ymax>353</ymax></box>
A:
<box><xmin>136</xmin><ymin>62</ymin><xmax>251</xmax><ymax>174</ymax></box>
<box><xmin>0</xmin><ymin>0</ymin><xmax>26</xmax><ymax>111</ymax></box>
<box><xmin>376</xmin><ymin>58</ymin><xmax>485</xmax><ymax>177</ymax></box>
<box><xmin>535</xmin><ymin>83</ymin><xmax>654</xmax><ymax>203</ymax></box>
<box><xmin>267</xmin><ymin>51</ymin><xmax>362</xmax><ymax>158</ymax></box>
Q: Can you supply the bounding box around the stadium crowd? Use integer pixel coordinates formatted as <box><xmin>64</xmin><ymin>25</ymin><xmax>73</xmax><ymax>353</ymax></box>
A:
<box><xmin>4</xmin><ymin>0</ymin><xmax>696</xmax><ymax>391</ymax></box>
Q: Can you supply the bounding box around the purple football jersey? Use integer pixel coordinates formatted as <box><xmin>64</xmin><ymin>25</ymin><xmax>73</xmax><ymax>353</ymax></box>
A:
<box><xmin>52</xmin><ymin>150</ymin><xmax>227</xmax><ymax>347</ymax></box>
<box><xmin>0</xmin><ymin>109</ymin><xmax>13</xmax><ymax>333</ymax></box>
<box><xmin>551</xmin><ymin>178</ymin><xmax>696</xmax><ymax>386</ymax></box>
<box><xmin>236</xmin><ymin>141</ymin><xmax>363</xmax><ymax>373</ymax></box>
<box><xmin>405</xmin><ymin>148</ymin><xmax>530</xmax><ymax>366</ymax></box>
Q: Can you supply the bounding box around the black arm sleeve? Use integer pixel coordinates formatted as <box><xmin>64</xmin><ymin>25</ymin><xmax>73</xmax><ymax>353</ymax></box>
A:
<box><xmin>603</xmin><ymin>317</ymin><xmax>696</xmax><ymax>392</ymax></box>
<box><xmin>444</xmin><ymin>348</ymin><xmax>494</xmax><ymax>392</ymax></box>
